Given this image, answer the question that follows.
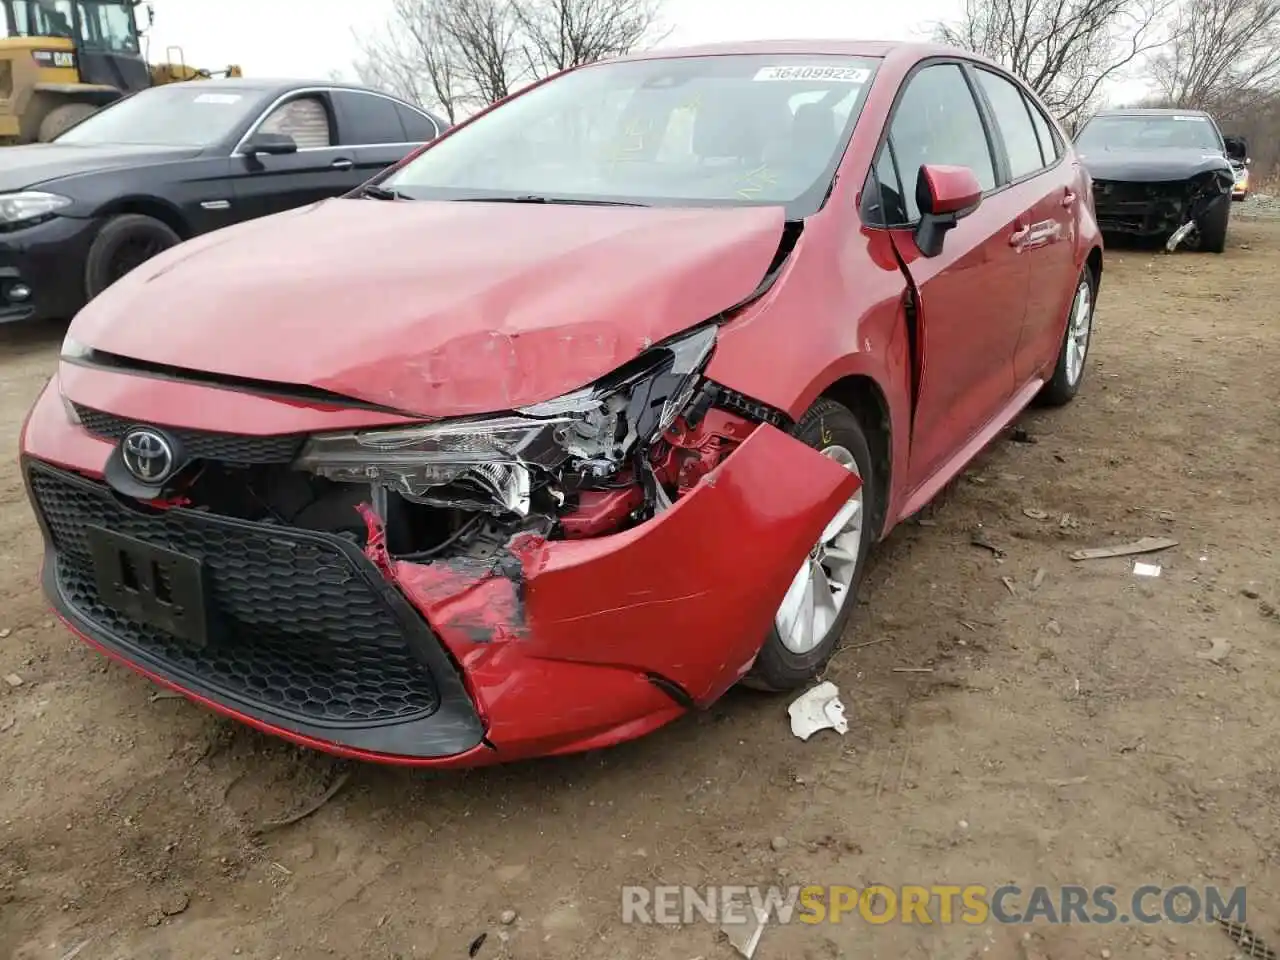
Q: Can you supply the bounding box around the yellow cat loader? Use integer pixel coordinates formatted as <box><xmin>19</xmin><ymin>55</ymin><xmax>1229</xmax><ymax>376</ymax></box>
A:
<box><xmin>0</xmin><ymin>0</ymin><xmax>241</xmax><ymax>144</ymax></box>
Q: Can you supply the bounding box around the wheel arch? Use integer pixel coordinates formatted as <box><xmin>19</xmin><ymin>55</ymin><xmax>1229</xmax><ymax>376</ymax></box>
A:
<box><xmin>819</xmin><ymin>374</ymin><xmax>893</xmax><ymax>539</ymax></box>
<box><xmin>95</xmin><ymin>196</ymin><xmax>192</xmax><ymax>241</ymax></box>
<box><xmin>1085</xmin><ymin>245</ymin><xmax>1102</xmax><ymax>288</ymax></box>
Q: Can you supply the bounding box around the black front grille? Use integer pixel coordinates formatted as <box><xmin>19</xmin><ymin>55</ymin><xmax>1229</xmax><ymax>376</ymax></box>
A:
<box><xmin>74</xmin><ymin>404</ymin><xmax>305</xmax><ymax>464</ymax></box>
<box><xmin>1092</xmin><ymin>179</ymin><xmax>1190</xmax><ymax>232</ymax></box>
<box><xmin>27</xmin><ymin>463</ymin><xmax>440</xmax><ymax>726</ymax></box>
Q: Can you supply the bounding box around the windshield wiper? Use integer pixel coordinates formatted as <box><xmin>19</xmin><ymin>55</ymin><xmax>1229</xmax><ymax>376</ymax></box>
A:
<box><xmin>362</xmin><ymin>184</ymin><xmax>407</xmax><ymax>201</ymax></box>
<box><xmin>453</xmin><ymin>194</ymin><xmax>647</xmax><ymax>207</ymax></box>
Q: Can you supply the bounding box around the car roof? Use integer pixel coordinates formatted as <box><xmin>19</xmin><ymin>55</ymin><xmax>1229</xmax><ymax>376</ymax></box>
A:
<box><xmin>1092</xmin><ymin>107</ymin><xmax>1214</xmax><ymax>118</ymax></box>
<box><xmin>614</xmin><ymin>39</ymin><xmax>972</xmax><ymax>62</ymax></box>
<box><xmin>154</xmin><ymin>77</ymin><xmax>447</xmax><ymax>120</ymax></box>
<box><xmin>159</xmin><ymin>77</ymin><xmax>418</xmax><ymax>100</ymax></box>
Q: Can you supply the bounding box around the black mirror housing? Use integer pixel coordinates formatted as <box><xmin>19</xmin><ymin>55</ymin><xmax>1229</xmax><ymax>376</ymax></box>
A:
<box><xmin>244</xmin><ymin>132</ymin><xmax>298</xmax><ymax>157</ymax></box>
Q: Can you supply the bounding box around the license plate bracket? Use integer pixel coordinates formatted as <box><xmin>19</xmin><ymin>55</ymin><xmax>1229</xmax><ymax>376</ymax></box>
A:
<box><xmin>87</xmin><ymin>526</ymin><xmax>210</xmax><ymax>649</ymax></box>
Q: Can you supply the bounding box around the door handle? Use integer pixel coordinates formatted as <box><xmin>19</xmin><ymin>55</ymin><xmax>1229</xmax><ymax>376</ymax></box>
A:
<box><xmin>1009</xmin><ymin>221</ymin><xmax>1030</xmax><ymax>247</ymax></box>
<box><xmin>1061</xmin><ymin>190</ymin><xmax>1077</xmax><ymax>209</ymax></box>
<box><xmin>331</xmin><ymin>158</ymin><xmax>355</xmax><ymax>171</ymax></box>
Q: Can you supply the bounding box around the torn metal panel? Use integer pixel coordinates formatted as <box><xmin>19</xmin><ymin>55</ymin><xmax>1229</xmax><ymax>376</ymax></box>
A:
<box><xmin>498</xmin><ymin>425</ymin><xmax>861</xmax><ymax>704</ymax></box>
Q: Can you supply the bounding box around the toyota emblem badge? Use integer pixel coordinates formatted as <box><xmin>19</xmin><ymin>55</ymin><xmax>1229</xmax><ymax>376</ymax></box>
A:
<box><xmin>120</xmin><ymin>428</ymin><xmax>177</xmax><ymax>484</ymax></box>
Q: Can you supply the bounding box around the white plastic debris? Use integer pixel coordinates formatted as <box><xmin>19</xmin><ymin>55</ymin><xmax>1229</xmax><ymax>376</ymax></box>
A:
<box><xmin>787</xmin><ymin>681</ymin><xmax>848</xmax><ymax>740</ymax></box>
<box><xmin>1133</xmin><ymin>561</ymin><xmax>1162</xmax><ymax>577</ymax></box>
<box><xmin>721</xmin><ymin>904</ymin><xmax>769</xmax><ymax>959</ymax></box>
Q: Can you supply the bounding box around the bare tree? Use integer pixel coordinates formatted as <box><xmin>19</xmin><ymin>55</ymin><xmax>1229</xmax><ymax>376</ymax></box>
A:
<box><xmin>513</xmin><ymin>0</ymin><xmax>668</xmax><ymax>76</ymax></box>
<box><xmin>935</xmin><ymin>0</ymin><xmax>1173</xmax><ymax>125</ymax></box>
<box><xmin>353</xmin><ymin>0</ymin><xmax>666</xmax><ymax>122</ymax></box>
<box><xmin>1150</xmin><ymin>0</ymin><xmax>1280</xmax><ymax>111</ymax></box>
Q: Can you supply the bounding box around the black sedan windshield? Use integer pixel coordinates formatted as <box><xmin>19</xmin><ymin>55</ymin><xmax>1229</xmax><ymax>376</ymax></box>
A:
<box><xmin>383</xmin><ymin>54</ymin><xmax>880</xmax><ymax>215</ymax></box>
<box><xmin>1076</xmin><ymin>115</ymin><xmax>1223</xmax><ymax>153</ymax></box>
<box><xmin>55</xmin><ymin>85</ymin><xmax>264</xmax><ymax>147</ymax></box>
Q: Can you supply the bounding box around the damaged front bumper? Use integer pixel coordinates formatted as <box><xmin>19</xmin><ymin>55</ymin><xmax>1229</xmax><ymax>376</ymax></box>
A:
<box><xmin>21</xmin><ymin>368</ymin><xmax>858</xmax><ymax>766</ymax></box>
<box><xmin>1090</xmin><ymin>169</ymin><xmax>1233</xmax><ymax>240</ymax></box>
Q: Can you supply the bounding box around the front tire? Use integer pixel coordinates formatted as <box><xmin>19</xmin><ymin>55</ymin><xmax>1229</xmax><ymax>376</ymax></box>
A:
<box><xmin>85</xmin><ymin>214</ymin><xmax>182</xmax><ymax>300</ymax></box>
<box><xmin>38</xmin><ymin>102</ymin><xmax>98</xmax><ymax>142</ymax></box>
<box><xmin>744</xmin><ymin>399</ymin><xmax>876</xmax><ymax>693</ymax></box>
<box><xmin>1037</xmin><ymin>265</ymin><xmax>1096</xmax><ymax>408</ymax></box>
<box><xmin>1197</xmin><ymin>197</ymin><xmax>1230</xmax><ymax>253</ymax></box>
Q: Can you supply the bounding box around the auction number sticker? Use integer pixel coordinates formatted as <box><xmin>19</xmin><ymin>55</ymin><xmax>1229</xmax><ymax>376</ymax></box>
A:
<box><xmin>1173</xmin><ymin>115</ymin><xmax>1208</xmax><ymax>121</ymax></box>
<box><xmin>753</xmin><ymin>65</ymin><xmax>870</xmax><ymax>83</ymax></box>
<box><xmin>193</xmin><ymin>93</ymin><xmax>243</xmax><ymax>105</ymax></box>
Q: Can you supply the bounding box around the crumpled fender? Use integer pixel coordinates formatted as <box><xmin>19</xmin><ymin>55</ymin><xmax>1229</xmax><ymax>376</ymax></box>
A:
<box><xmin>393</xmin><ymin>423</ymin><xmax>861</xmax><ymax>738</ymax></box>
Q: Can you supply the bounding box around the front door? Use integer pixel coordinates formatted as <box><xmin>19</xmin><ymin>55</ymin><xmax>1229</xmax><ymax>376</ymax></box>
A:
<box><xmin>228</xmin><ymin>91</ymin><xmax>360</xmax><ymax>221</ymax></box>
<box><xmin>875</xmin><ymin>61</ymin><xmax>1030</xmax><ymax>487</ymax></box>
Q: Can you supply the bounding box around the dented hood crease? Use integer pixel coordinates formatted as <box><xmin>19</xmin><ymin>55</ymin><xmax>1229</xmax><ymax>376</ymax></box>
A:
<box><xmin>69</xmin><ymin>198</ymin><xmax>786</xmax><ymax>417</ymax></box>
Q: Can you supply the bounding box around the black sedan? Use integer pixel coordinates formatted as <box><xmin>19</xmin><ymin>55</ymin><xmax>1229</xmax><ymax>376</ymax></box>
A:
<box><xmin>1074</xmin><ymin>108</ymin><xmax>1236</xmax><ymax>253</ymax></box>
<box><xmin>0</xmin><ymin>78</ymin><xmax>448</xmax><ymax>324</ymax></box>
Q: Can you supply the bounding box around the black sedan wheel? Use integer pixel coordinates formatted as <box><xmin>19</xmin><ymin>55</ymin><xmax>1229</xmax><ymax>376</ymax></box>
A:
<box><xmin>85</xmin><ymin>214</ymin><xmax>182</xmax><ymax>299</ymax></box>
<box><xmin>1196</xmin><ymin>197</ymin><xmax>1231</xmax><ymax>254</ymax></box>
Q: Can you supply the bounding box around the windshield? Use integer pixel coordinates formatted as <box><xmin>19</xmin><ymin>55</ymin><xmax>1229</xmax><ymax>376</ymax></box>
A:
<box><xmin>1076</xmin><ymin>115</ymin><xmax>1224</xmax><ymax>153</ymax></box>
<box><xmin>382</xmin><ymin>54</ymin><xmax>881</xmax><ymax>215</ymax></box>
<box><xmin>76</xmin><ymin>0</ymin><xmax>140</xmax><ymax>54</ymax></box>
<box><xmin>4</xmin><ymin>1</ymin><xmax>139</xmax><ymax>52</ymax></box>
<box><xmin>55</xmin><ymin>85</ymin><xmax>263</xmax><ymax>147</ymax></box>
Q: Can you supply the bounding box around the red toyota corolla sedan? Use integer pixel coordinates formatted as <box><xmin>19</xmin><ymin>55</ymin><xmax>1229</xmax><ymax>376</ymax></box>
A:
<box><xmin>20</xmin><ymin>40</ymin><xmax>1101</xmax><ymax>766</ymax></box>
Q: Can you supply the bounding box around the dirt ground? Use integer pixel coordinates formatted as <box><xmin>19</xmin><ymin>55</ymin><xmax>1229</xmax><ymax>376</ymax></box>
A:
<box><xmin>2</xmin><ymin>210</ymin><xmax>1279</xmax><ymax>960</ymax></box>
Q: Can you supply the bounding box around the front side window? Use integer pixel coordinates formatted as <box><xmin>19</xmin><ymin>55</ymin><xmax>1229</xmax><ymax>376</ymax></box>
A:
<box><xmin>975</xmin><ymin>68</ymin><xmax>1045</xmax><ymax>180</ymax></box>
<box><xmin>258</xmin><ymin>95</ymin><xmax>333</xmax><ymax>149</ymax></box>
<box><xmin>55</xmin><ymin>84</ymin><xmax>265</xmax><ymax>146</ymax></box>
<box><xmin>382</xmin><ymin>54</ymin><xmax>881</xmax><ymax>216</ymax></box>
<box><xmin>887</xmin><ymin>63</ymin><xmax>997</xmax><ymax>221</ymax></box>
<box><xmin>75</xmin><ymin>1</ymin><xmax>139</xmax><ymax>54</ymax></box>
<box><xmin>1076</xmin><ymin>114</ymin><xmax>1224</xmax><ymax>153</ymax></box>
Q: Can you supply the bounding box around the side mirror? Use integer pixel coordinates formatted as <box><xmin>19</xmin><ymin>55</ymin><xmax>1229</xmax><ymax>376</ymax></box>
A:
<box><xmin>914</xmin><ymin>164</ymin><xmax>982</xmax><ymax>258</ymax></box>
<box><xmin>243</xmin><ymin>132</ymin><xmax>298</xmax><ymax>158</ymax></box>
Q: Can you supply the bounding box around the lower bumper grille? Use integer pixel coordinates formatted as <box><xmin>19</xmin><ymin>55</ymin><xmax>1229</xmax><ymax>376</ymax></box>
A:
<box><xmin>27</xmin><ymin>462</ymin><xmax>440</xmax><ymax>726</ymax></box>
<box><xmin>1092</xmin><ymin>179</ymin><xmax>1195</xmax><ymax>234</ymax></box>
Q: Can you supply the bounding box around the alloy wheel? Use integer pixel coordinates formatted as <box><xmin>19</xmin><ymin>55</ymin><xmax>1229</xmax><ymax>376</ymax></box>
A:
<box><xmin>774</xmin><ymin>445</ymin><xmax>864</xmax><ymax>655</ymax></box>
<box><xmin>1065</xmin><ymin>278</ymin><xmax>1093</xmax><ymax>386</ymax></box>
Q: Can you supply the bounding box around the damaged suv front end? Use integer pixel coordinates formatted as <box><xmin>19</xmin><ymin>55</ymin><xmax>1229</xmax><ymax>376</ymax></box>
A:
<box><xmin>21</xmin><ymin>49</ymin><xmax>877</xmax><ymax>766</ymax></box>
<box><xmin>1076</xmin><ymin>109</ymin><xmax>1235</xmax><ymax>252</ymax></box>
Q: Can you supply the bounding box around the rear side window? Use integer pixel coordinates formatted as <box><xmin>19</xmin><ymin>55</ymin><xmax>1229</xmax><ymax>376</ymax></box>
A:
<box><xmin>888</xmin><ymin>63</ymin><xmax>997</xmax><ymax>221</ymax></box>
<box><xmin>396</xmin><ymin>104</ymin><xmax>440</xmax><ymax>142</ymax></box>
<box><xmin>258</xmin><ymin>95</ymin><xmax>332</xmax><ymax>149</ymax></box>
<box><xmin>1024</xmin><ymin>95</ymin><xmax>1060</xmax><ymax>163</ymax></box>
<box><xmin>975</xmin><ymin>68</ymin><xmax>1044</xmax><ymax>180</ymax></box>
<box><xmin>335</xmin><ymin>91</ymin><xmax>407</xmax><ymax>145</ymax></box>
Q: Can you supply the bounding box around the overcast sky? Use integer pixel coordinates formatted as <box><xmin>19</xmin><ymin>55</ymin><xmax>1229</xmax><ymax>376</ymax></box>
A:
<box><xmin>144</xmin><ymin>0</ymin><xmax>1149</xmax><ymax>102</ymax></box>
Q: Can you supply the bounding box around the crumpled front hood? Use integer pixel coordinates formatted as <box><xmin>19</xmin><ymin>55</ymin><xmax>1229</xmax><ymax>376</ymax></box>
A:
<box><xmin>69</xmin><ymin>197</ymin><xmax>786</xmax><ymax>417</ymax></box>
<box><xmin>1079</xmin><ymin>147</ymin><xmax>1233</xmax><ymax>183</ymax></box>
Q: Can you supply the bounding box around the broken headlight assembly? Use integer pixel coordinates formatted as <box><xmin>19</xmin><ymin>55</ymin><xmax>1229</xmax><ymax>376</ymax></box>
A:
<box><xmin>294</xmin><ymin>325</ymin><xmax>718</xmax><ymax>516</ymax></box>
